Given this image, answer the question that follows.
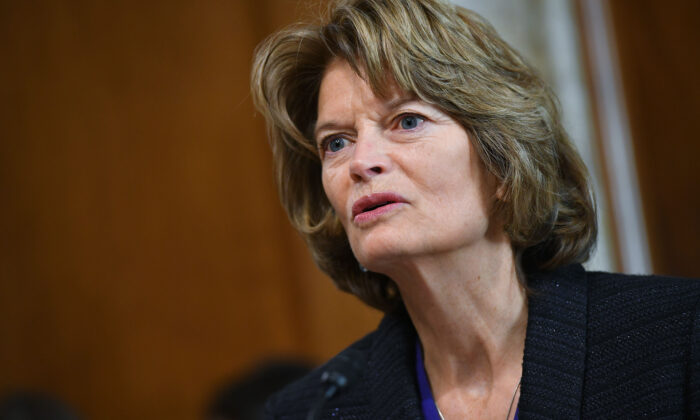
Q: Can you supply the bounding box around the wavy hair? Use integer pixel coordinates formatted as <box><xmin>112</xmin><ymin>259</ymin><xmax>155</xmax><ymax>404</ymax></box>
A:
<box><xmin>251</xmin><ymin>0</ymin><xmax>597</xmax><ymax>312</ymax></box>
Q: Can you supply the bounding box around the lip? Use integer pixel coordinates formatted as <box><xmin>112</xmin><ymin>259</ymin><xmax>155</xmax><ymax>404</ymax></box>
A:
<box><xmin>351</xmin><ymin>192</ymin><xmax>408</xmax><ymax>224</ymax></box>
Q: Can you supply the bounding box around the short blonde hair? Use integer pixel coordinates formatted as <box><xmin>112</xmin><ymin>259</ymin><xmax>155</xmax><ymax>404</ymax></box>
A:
<box><xmin>251</xmin><ymin>0</ymin><xmax>597</xmax><ymax>312</ymax></box>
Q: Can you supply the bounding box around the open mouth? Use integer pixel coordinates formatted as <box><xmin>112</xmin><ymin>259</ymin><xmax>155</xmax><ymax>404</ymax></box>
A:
<box><xmin>363</xmin><ymin>201</ymin><xmax>394</xmax><ymax>212</ymax></box>
<box><xmin>352</xmin><ymin>193</ymin><xmax>407</xmax><ymax>220</ymax></box>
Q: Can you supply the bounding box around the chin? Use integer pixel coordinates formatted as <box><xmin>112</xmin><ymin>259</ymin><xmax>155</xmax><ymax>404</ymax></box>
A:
<box><xmin>349</xmin><ymin>232</ymin><xmax>419</xmax><ymax>273</ymax></box>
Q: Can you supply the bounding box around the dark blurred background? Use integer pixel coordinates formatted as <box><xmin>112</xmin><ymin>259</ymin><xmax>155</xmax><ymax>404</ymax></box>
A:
<box><xmin>0</xmin><ymin>0</ymin><xmax>697</xmax><ymax>419</ymax></box>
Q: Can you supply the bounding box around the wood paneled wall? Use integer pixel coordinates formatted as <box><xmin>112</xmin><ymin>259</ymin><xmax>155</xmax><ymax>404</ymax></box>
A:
<box><xmin>0</xmin><ymin>1</ymin><xmax>380</xmax><ymax>419</ymax></box>
<box><xmin>603</xmin><ymin>0</ymin><xmax>700</xmax><ymax>277</ymax></box>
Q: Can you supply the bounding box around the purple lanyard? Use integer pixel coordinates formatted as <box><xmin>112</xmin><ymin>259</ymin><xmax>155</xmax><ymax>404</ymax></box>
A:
<box><xmin>415</xmin><ymin>338</ymin><xmax>519</xmax><ymax>420</ymax></box>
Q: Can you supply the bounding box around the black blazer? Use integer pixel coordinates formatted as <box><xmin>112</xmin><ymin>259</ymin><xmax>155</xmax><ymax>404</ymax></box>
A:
<box><xmin>266</xmin><ymin>264</ymin><xmax>700</xmax><ymax>419</ymax></box>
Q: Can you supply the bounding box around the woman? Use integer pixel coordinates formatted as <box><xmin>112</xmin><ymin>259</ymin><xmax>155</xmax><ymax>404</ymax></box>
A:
<box><xmin>251</xmin><ymin>0</ymin><xmax>700</xmax><ymax>418</ymax></box>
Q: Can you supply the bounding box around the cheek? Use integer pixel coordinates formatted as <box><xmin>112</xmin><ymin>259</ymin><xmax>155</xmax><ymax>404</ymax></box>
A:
<box><xmin>416</xmin><ymin>144</ymin><xmax>488</xmax><ymax>219</ymax></box>
<box><xmin>321</xmin><ymin>168</ymin><xmax>347</xmax><ymax>218</ymax></box>
<box><xmin>414</xmin><ymin>146</ymin><xmax>471</xmax><ymax>196</ymax></box>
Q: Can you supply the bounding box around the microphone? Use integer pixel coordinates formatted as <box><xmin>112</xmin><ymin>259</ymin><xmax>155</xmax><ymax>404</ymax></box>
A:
<box><xmin>306</xmin><ymin>349</ymin><xmax>366</xmax><ymax>420</ymax></box>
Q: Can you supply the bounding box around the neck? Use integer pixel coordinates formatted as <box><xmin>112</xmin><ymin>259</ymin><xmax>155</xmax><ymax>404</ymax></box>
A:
<box><xmin>385</xmin><ymin>235</ymin><xmax>527</xmax><ymax>394</ymax></box>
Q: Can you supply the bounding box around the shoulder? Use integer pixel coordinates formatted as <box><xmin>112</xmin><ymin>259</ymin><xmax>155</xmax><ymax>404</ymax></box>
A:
<box><xmin>583</xmin><ymin>270</ymin><xmax>700</xmax><ymax>417</ymax></box>
<box><xmin>585</xmin><ymin>270</ymin><xmax>700</xmax><ymax>322</ymax></box>
<box><xmin>584</xmin><ymin>270</ymin><xmax>700</xmax><ymax>351</ymax></box>
<box><xmin>522</xmin><ymin>266</ymin><xmax>700</xmax><ymax>417</ymax></box>
<box><xmin>264</xmin><ymin>310</ymin><xmax>416</xmax><ymax>420</ymax></box>
<box><xmin>586</xmin><ymin>269</ymin><xmax>700</xmax><ymax>292</ymax></box>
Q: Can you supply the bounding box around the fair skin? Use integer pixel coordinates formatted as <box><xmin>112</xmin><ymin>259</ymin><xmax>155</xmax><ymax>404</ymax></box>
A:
<box><xmin>315</xmin><ymin>59</ymin><xmax>527</xmax><ymax>420</ymax></box>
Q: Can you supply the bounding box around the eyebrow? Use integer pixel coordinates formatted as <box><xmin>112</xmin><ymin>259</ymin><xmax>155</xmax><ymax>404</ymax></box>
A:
<box><xmin>313</xmin><ymin>95</ymin><xmax>419</xmax><ymax>141</ymax></box>
<box><xmin>313</xmin><ymin>121</ymin><xmax>344</xmax><ymax>143</ymax></box>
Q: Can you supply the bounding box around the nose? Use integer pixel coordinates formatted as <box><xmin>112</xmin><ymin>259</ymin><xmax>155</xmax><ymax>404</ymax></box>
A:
<box><xmin>348</xmin><ymin>133</ymin><xmax>392</xmax><ymax>182</ymax></box>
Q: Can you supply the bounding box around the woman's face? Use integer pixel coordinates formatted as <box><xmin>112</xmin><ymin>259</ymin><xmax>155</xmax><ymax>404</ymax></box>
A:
<box><xmin>315</xmin><ymin>60</ymin><xmax>500</xmax><ymax>273</ymax></box>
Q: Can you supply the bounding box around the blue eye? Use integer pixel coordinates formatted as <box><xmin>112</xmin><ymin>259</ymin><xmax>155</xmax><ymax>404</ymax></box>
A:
<box><xmin>327</xmin><ymin>137</ymin><xmax>347</xmax><ymax>153</ymax></box>
<box><xmin>399</xmin><ymin>115</ymin><xmax>424</xmax><ymax>130</ymax></box>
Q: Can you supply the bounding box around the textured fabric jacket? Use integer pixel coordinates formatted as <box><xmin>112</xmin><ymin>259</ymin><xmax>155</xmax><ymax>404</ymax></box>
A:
<box><xmin>266</xmin><ymin>264</ymin><xmax>700</xmax><ymax>419</ymax></box>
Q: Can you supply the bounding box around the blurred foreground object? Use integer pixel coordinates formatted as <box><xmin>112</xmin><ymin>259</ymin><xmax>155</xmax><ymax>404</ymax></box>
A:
<box><xmin>0</xmin><ymin>391</ymin><xmax>81</xmax><ymax>420</ymax></box>
<box><xmin>206</xmin><ymin>359</ymin><xmax>312</xmax><ymax>420</ymax></box>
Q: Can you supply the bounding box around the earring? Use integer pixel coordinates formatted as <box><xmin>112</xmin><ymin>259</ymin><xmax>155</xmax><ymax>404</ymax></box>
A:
<box><xmin>359</xmin><ymin>263</ymin><xmax>368</xmax><ymax>273</ymax></box>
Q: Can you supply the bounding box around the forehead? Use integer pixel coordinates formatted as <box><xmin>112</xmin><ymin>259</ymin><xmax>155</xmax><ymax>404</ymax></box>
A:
<box><xmin>316</xmin><ymin>60</ymin><xmax>409</xmax><ymax>129</ymax></box>
<box><xmin>318</xmin><ymin>60</ymin><xmax>383</xmax><ymax>111</ymax></box>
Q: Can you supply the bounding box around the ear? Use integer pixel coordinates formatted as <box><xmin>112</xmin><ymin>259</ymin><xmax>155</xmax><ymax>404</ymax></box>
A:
<box><xmin>495</xmin><ymin>181</ymin><xmax>507</xmax><ymax>201</ymax></box>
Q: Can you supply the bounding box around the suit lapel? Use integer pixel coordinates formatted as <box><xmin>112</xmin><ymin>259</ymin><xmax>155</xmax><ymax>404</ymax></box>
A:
<box><xmin>519</xmin><ymin>264</ymin><xmax>588</xmax><ymax>419</ymax></box>
<box><xmin>365</xmin><ymin>310</ymin><xmax>424</xmax><ymax>419</ymax></box>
